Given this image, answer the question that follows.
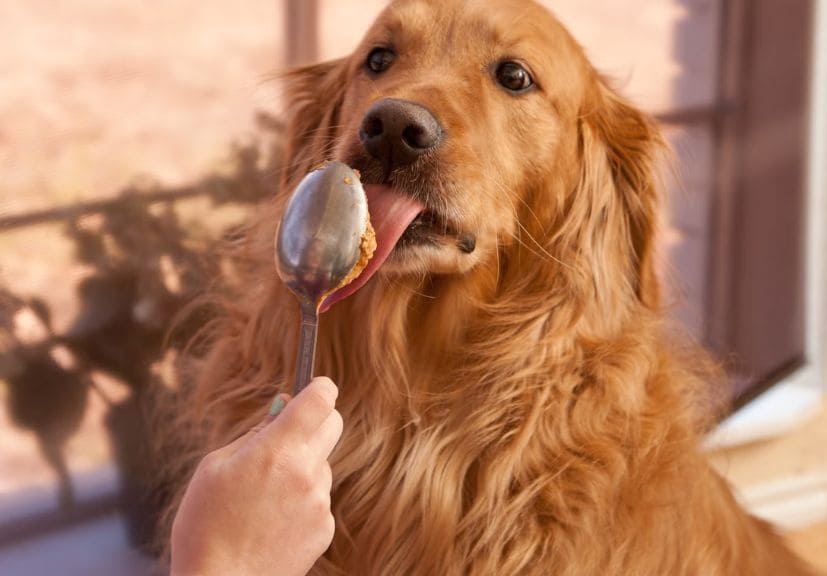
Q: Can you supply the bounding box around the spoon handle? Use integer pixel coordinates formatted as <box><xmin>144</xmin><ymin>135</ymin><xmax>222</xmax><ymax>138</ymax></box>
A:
<box><xmin>293</xmin><ymin>302</ymin><xmax>319</xmax><ymax>395</ymax></box>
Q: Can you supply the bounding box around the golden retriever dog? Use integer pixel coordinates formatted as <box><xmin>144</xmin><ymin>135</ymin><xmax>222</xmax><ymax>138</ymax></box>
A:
<box><xmin>164</xmin><ymin>0</ymin><xmax>816</xmax><ymax>574</ymax></box>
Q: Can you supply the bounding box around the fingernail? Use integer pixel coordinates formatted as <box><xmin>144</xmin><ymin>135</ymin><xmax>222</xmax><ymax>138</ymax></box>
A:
<box><xmin>269</xmin><ymin>395</ymin><xmax>285</xmax><ymax>417</ymax></box>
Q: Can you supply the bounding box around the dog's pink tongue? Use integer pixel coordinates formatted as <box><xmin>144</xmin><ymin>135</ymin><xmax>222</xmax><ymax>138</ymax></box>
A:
<box><xmin>320</xmin><ymin>184</ymin><xmax>423</xmax><ymax>312</ymax></box>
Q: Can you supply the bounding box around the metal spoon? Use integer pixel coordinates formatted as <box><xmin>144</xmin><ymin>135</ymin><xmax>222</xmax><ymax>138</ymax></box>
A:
<box><xmin>275</xmin><ymin>161</ymin><xmax>369</xmax><ymax>395</ymax></box>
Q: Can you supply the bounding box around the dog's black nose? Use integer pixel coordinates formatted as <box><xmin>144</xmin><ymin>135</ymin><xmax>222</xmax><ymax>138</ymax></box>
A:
<box><xmin>359</xmin><ymin>98</ymin><xmax>443</xmax><ymax>169</ymax></box>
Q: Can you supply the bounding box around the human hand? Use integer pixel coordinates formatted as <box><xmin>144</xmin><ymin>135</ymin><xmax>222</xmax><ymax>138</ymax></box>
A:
<box><xmin>170</xmin><ymin>377</ymin><xmax>343</xmax><ymax>576</ymax></box>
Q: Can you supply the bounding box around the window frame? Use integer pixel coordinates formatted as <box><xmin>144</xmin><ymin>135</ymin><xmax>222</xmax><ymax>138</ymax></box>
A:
<box><xmin>705</xmin><ymin>0</ymin><xmax>826</xmax><ymax>448</ymax></box>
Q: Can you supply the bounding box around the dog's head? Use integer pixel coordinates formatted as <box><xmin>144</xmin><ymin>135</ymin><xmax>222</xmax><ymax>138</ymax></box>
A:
<box><xmin>280</xmin><ymin>0</ymin><xmax>662</xmax><ymax>316</ymax></box>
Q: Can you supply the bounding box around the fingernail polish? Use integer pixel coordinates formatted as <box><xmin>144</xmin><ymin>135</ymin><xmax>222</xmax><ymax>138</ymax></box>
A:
<box><xmin>269</xmin><ymin>396</ymin><xmax>285</xmax><ymax>417</ymax></box>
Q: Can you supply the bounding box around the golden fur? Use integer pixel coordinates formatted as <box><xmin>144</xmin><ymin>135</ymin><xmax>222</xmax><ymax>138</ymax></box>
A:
<box><xmin>163</xmin><ymin>1</ymin><xmax>816</xmax><ymax>574</ymax></box>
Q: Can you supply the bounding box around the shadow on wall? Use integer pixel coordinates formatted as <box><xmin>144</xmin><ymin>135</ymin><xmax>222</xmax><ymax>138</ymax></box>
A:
<box><xmin>0</xmin><ymin>112</ymin><xmax>285</xmax><ymax>554</ymax></box>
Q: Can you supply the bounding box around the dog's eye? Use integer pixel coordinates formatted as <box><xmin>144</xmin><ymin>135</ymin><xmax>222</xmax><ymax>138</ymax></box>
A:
<box><xmin>495</xmin><ymin>61</ymin><xmax>534</xmax><ymax>93</ymax></box>
<box><xmin>366</xmin><ymin>47</ymin><xmax>395</xmax><ymax>73</ymax></box>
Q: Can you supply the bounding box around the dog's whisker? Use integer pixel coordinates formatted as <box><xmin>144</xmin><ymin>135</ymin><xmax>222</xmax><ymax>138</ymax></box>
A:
<box><xmin>382</xmin><ymin>274</ymin><xmax>437</xmax><ymax>301</ymax></box>
<box><xmin>406</xmin><ymin>286</ymin><xmax>437</xmax><ymax>300</ymax></box>
<box><xmin>513</xmin><ymin>193</ymin><xmax>548</xmax><ymax>232</ymax></box>
<box><xmin>494</xmin><ymin>230</ymin><xmax>502</xmax><ymax>283</ymax></box>
<box><xmin>294</xmin><ymin>123</ymin><xmax>350</xmax><ymax>138</ymax></box>
<box><xmin>485</xmin><ymin>179</ymin><xmax>573</xmax><ymax>270</ymax></box>
<box><xmin>279</xmin><ymin>140</ymin><xmax>341</xmax><ymax>173</ymax></box>
<box><xmin>514</xmin><ymin>221</ymin><xmax>574</xmax><ymax>270</ymax></box>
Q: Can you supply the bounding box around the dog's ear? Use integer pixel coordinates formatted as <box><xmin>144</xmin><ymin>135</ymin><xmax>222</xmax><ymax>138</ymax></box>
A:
<box><xmin>578</xmin><ymin>82</ymin><xmax>663</xmax><ymax>309</ymax></box>
<box><xmin>279</xmin><ymin>58</ymin><xmax>350</xmax><ymax>189</ymax></box>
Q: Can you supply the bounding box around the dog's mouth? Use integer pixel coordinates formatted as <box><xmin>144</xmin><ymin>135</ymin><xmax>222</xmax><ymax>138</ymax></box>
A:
<box><xmin>398</xmin><ymin>209</ymin><xmax>461</xmax><ymax>247</ymax></box>
<box><xmin>320</xmin><ymin>183</ymin><xmax>474</xmax><ymax>311</ymax></box>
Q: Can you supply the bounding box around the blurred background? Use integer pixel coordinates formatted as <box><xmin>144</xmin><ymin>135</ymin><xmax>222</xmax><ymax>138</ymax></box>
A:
<box><xmin>0</xmin><ymin>0</ymin><xmax>824</xmax><ymax>573</ymax></box>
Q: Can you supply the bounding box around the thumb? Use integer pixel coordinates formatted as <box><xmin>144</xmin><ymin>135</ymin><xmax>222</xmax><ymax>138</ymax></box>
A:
<box><xmin>222</xmin><ymin>393</ymin><xmax>292</xmax><ymax>455</ymax></box>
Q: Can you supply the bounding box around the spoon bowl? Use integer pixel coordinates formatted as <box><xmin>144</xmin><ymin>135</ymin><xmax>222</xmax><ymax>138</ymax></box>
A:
<box><xmin>275</xmin><ymin>161</ymin><xmax>369</xmax><ymax>395</ymax></box>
